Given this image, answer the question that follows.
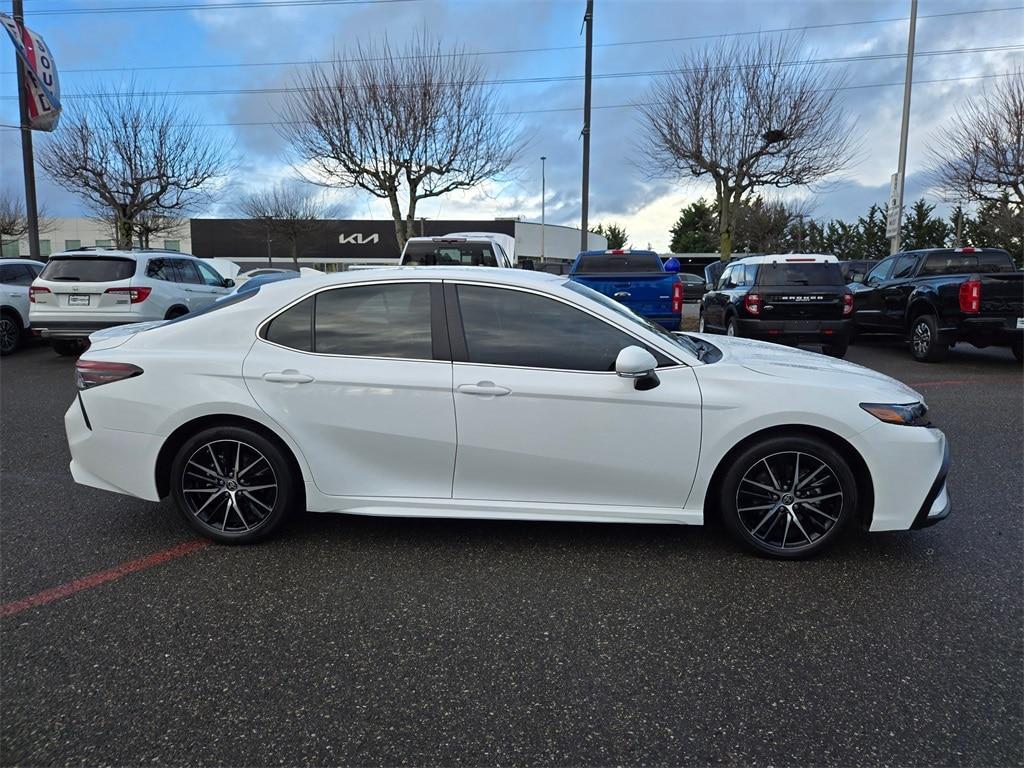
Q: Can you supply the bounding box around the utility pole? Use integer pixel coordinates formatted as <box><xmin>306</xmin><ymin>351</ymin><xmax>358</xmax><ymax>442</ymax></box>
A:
<box><xmin>579</xmin><ymin>0</ymin><xmax>593</xmax><ymax>252</ymax></box>
<box><xmin>540</xmin><ymin>155</ymin><xmax>546</xmax><ymax>263</ymax></box>
<box><xmin>12</xmin><ymin>0</ymin><xmax>40</xmax><ymax>260</ymax></box>
<box><xmin>890</xmin><ymin>0</ymin><xmax>917</xmax><ymax>255</ymax></box>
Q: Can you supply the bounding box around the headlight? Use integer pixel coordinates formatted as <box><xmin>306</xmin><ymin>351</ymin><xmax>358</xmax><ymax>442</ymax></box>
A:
<box><xmin>860</xmin><ymin>402</ymin><xmax>930</xmax><ymax>426</ymax></box>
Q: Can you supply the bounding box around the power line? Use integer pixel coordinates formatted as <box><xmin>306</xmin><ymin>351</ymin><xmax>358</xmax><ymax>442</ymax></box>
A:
<box><xmin>6</xmin><ymin>44</ymin><xmax>1018</xmax><ymax>100</ymax></box>
<box><xmin>24</xmin><ymin>0</ymin><xmax>420</xmax><ymax>15</ymax></box>
<box><xmin>4</xmin><ymin>4</ymin><xmax>1021</xmax><ymax>74</ymax></box>
<box><xmin>0</xmin><ymin>70</ymin><xmax>1000</xmax><ymax>129</ymax></box>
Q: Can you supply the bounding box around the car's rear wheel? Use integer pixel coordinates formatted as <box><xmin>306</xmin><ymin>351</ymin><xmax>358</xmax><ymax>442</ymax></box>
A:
<box><xmin>52</xmin><ymin>339</ymin><xmax>86</xmax><ymax>357</ymax></box>
<box><xmin>165</xmin><ymin>306</ymin><xmax>188</xmax><ymax>320</ymax></box>
<box><xmin>726</xmin><ymin>317</ymin><xmax>739</xmax><ymax>337</ymax></box>
<box><xmin>170</xmin><ymin>426</ymin><xmax>296</xmax><ymax>544</ymax></box>
<box><xmin>909</xmin><ymin>315</ymin><xmax>948</xmax><ymax>362</ymax></box>
<box><xmin>719</xmin><ymin>435</ymin><xmax>857</xmax><ymax>559</ymax></box>
<box><xmin>822</xmin><ymin>337</ymin><xmax>849</xmax><ymax>358</ymax></box>
<box><xmin>0</xmin><ymin>311</ymin><xmax>22</xmax><ymax>355</ymax></box>
<box><xmin>698</xmin><ymin>312</ymin><xmax>707</xmax><ymax>333</ymax></box>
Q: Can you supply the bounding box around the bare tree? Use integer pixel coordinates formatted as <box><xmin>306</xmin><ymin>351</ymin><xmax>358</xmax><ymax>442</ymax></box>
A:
<box><xmin>638</xmin><ymin>36</ymin><xmax>856</xmax><ymax>260</ymax></box>
<box><xmin>280</xmin><ymin>33</ymin><xmax>524</xmax><ymax>250</ymax></box>
<box><xmin>0</xmin><ymin>190</ymin><xmax>55</xmax><ymax>253</ymax></box>
<box><xmin>239</xmin><ymin>185</ymin><xmax>335</xmax><ymax>269</ymax></box>
<box><xmin>929</xmin><ymin>69</ymin><xmax>1024</xmax><ymax>211</ymax></box>
<box><xmin>39</xmin><ymin>85</ymin><xmax>231</xmax><ymax>249</ymax></box>
<box><xmin>92</xmin><ymin>209</ymin><xmax>188</xmax><ymax>249</ymax></box>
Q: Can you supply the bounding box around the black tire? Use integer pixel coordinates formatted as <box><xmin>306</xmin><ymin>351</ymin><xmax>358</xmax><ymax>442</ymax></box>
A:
<box><xmin>165</xmin><ymin>306</ymin><xmax>188</xmax><ymax>320</ymax></box>
<box><xmin>0</xmin><ymin>311</ymin><xmax>23</xmax><ymax>356</ymax></box>
<box><xmin>719</xmin><ymin>434</ymin><xmax>857</xmax><ymax>559</ymax></box>
<box><xmin>822</xmin><ymin>337</ymin><xmax>849</xmax><ymax>358</ymax></box>
<box><xmin>52</xmin><ymin>339</ymin><xmax>85</xmax><ymax>357</ymax></box>
<box><xmin>697</xmin><ymin>311</ymin><xmax>709</xmax><ymax>333</ymax></box>
<box><xmin>1012</xmin><ymin>340</ymin><xmax>1022</xmax><ymax>363</ymax></box>
<box><xmin>169</xmin><ymin>426</ymin><xmax>296</xmax><ymax>544</ymax></box>
<box><xmin>725</xmin><ymin>316</ymin><xmax>740</xmax><ymax>338</ymax></box>
<box><xmin>909</xmin><ymin>314</ymin><xmax>948</xmax><ymax>362</ymax></box>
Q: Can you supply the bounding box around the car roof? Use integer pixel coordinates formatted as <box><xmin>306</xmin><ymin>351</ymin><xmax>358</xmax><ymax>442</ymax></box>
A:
<box><xmin>0</xmin><ymin>257</ymin><xmax>46</xmax><ymax>266</ymax></box>
<box><xmin>734</xmin><ymin>253</ymin><xmax>838</xmax><ymax>264</ymax></box>
<box><xmin>48</xmin><ymin>248</ymin><xmax>198</xmax><ymax>261</ymax></box>
<box><xmin>900</xmin><ymin>247</ymin><xmax>1010</xmax><ymax>255</ymax></box>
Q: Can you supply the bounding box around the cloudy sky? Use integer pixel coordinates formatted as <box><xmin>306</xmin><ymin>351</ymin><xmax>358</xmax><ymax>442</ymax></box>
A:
<box><xmin>2</xmin><ymin>0</ymin><xmax>1021</xmax><ymax>250</ymax></box>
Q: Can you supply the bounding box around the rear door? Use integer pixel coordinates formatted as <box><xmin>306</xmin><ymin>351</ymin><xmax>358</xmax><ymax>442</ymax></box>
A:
<box><xmin>754</xmin><ymin>262</ymin><xmax>848</xmax><ymax>323</ymax></box>
<box><xmin>33</xmin><ymin>255</ymin><xmax>137</xmax><ymax>314</ymax></box>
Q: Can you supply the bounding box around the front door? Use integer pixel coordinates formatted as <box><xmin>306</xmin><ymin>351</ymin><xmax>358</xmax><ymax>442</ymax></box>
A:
<box><xmin>852</xmin><ymin>256</ymin><xmax>897</xmax><ymax>331</ymax></box>
<box><xmin>446</xmin><ymin>282</ymin><xmax>701</xmax><ymax>510</ymax></box>
<box><xmin>242</xmin><ymin>281</ymin><xmax>457</xmax><ymax>498</ymax></box>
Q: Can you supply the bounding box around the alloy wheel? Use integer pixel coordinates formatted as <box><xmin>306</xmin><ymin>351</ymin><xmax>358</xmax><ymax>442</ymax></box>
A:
<box><xmin>181</xmin><ymin>439</ymin><xmax>279</xmax><ymax>534</ymax></box>
<box><xmin>726</xmin><ymin>321</ymin><xmax>736</xmax><ymax>336</ymax></box>
<box><xmin>698</xmin><ymin>314</ymin><xmax>706</xmax><ymax>332</ymax></box>
<box><xmin>0</xmin><ymin>316</ymin><xmax>18</xmax><ymax>354</ymax></box>
<box><xmin>735</xmin><ymin>451</ymin><xmax>844</xmax><ymax>552</ymax></box>
<box><xmin>912</xmin><ymin>321</ymin><xmax>931</xmax><ymax>357</ymax></box>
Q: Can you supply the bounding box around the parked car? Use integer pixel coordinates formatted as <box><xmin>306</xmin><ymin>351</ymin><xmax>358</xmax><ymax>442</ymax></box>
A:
<box><xmin>66</xmin><ymin>268</ymin><xmax>949</xmax><ymax>559</ymax></box>
<box><xmin>569</xmin><ymin>249</ymin><xmax>683</xmax><ymax>330</ymax></box>
<box><xmin>699</xmin><ymin>254</ymin><xmax>853</xmax><ymax>357</ymax></box>
<box><xmin>399</xmin><ymin>235</ymin><xmax>515</xmax><ymax>268</ymax></box>
<box><xmin>236</xmin><ymin>268</ymin><xmax>291</xmax><ymax>286</ymax></box>
<box><xmin>223</xmin><ymin>270</ymin><xmax>301</xmax><ymax>299</ymax></box>
<box><xmin>0</xmin><ymin>258</ymin><xmax>45</xmax><ymax>355</ymax></box>
<box><xmin>677</xmin><ymin>272</ymin><xmax>707</xmax><ymax>303</ymax></box>
<box><xmin>849</xmin><ymin>247</ymin><xmax>1023</xmax><ymax>362</ymax></box>
<box><xmin>29</xmin><ymin>249</ymin><xmax>235</xmax><ymax>356</ymax></box>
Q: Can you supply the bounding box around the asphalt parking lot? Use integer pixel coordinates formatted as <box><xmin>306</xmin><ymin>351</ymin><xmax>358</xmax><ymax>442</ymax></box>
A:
<box><xmin>1</xmin><ymin>337</ymin><xmax>1021</xmax><ymax>767</ymax></box>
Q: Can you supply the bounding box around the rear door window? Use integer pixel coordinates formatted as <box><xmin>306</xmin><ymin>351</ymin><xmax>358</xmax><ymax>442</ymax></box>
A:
<box><xmin>39</xmin><ymin>257</ymin><xmax>136</xmax><ymax>282</ymax></box>
<box><xmin>314</xmin><ymin>283</ymin><xmax>432</xmax><ymax>359</ymax></box>
<box><xmin>0</xmin><ymin>264</ymin><xmax>35</xmax><ymax>285</ymax></box>
<box><xmin>146</xmin><ymin>257</ymin><xmax>175</xmax><ymax>281</ymax></box>
<box><xmin>755</xmin><ymin>263</ymin><xmax>844</xmax><ymax>286</ymax></box>
<box><xmin>174</xmin><ymin>259</ymin><xmax>204</xmax><ymax>285</ymax></box>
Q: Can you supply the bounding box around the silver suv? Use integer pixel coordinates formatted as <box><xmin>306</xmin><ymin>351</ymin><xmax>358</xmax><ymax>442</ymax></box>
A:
<box><xmin>29</xmin><ymin>248</ymin><xmax>235</xmax><ymax>356</ymax></box>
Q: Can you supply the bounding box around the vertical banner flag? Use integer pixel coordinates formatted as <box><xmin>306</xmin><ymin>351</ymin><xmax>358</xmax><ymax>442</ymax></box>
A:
<box><xmin>0</xmin><ymin>12</ymin><xmax>61</xmax><ymax>131</ymax></box>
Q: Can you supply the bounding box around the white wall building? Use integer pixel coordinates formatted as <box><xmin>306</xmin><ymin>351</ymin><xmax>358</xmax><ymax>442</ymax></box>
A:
<box><xmin>1</xmin><ymin>217</ymin><xmax>192</xmax><ymax>258</ymax></box>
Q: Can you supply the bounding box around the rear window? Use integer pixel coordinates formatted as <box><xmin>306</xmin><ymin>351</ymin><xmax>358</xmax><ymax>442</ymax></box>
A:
<box><xmin>755</xmin><ymin>263</ymin><xmax>844</xmax><ymax>286</ymax></box>
<box><xmin>402</xmin><ymin>242</ymin><xmax>497</xmax><ymax>267</ymax></box>
<box><xmin>919</xmin><ymin>251</ymin><xmax>1016</xmax><ymax>276</ymax></box>
<box><xmin>574</xmin><ymin>253</ymin><xmax>663</xmax><ymax>273</ymax></box>
<box><xmin>40</xmin><ymin>256</ymin><xmax>136</xmax><ymax>282</ymax></box>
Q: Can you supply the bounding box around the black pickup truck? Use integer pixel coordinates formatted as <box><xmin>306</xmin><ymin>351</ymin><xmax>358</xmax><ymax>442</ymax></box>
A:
<box><xmin>849</xmin><ymin>247</ymin><xmax>1023</xmax><ymax>362</ymax></box>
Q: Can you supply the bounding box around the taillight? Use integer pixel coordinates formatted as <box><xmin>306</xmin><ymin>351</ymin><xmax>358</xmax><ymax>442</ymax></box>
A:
<box><xmin>75</xmin><ymin>360</ymin><xmax>144</xmax><ymax>390</ymax></box>
<box><xmin>744</xmin><ymin>293</ymin><xmax>761</xmax><ymax>316</ymax></box>
<box><xmin>842</xmin><ymin>292</ymin><xmax>854</xmax><ymax>316</ymax></box>
<box><xmin>105</xmin><ymin>286</ymin><xmax>152</xmax><ymax>304</ymax></box>
<box><xmin>671</xmin><ymin>282</ymin><xmax>683</xmax><ymax>313</ymax></box>
<box><xmin>959</xmin><ymin>279</ymin><xmax>981</xmax><ymax>314</ymax></box>
<box><xmin>29</xmin><ymin>286</ymin><xmax>50</xmax><ymax>303</ymax></box>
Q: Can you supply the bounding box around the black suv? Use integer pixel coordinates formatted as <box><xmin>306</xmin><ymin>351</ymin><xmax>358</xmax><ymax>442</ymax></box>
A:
<box><xmin>699</xmin><ymin>257</ymin><xmax>854</xmax><ymax>357</ymax></box>
<box><xmin>850</xmin><ymin>247</ymin><xmax>1023</xmax><ymax>362</ymax></box>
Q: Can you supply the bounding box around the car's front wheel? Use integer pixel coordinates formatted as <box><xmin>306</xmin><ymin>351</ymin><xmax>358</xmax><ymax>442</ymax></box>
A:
<box><xmin>0</xmin><ymin>311</ymin><xmax>23</xmax><ymax>355</ymax></box>
<box><xmin>719</xmin><ymin>435</ymin><xmax>858</xmax><ymax>558</ymax></box>
<box><xmin>169</xmin><ymin>426</ymin><xmax>297</xmax><ymax>543</ymax></box>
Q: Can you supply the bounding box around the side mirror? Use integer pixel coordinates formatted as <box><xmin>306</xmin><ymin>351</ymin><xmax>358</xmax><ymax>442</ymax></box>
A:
<box><xmin>864</xmin><ymin>276</ymin><xmax>878</xmax><ymax>287</ymax></box>
<box><xmin>223</xmin><ymin>278</ymin><xmax>236</xmax><ymax>288</ymax></box>
<box><xmin>615</xmin><ymin>345</ymin><xmax>660</xmax><ymax>390</ymax></box>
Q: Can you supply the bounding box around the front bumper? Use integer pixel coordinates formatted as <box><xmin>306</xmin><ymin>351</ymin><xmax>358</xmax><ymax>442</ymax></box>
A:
<box><xmin>736</xmin><ymin>318</ymin><xmax>853</xmax><ymax>342</ymax></box>
<box><xmin>911</xmin><ymin>438</ymin><xmax>952</xmax><ymax>529</ymax></box>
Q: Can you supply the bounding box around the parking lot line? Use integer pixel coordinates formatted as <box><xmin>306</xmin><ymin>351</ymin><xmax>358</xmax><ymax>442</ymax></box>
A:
<box><xmin>0</xmin><ymin>538</ymin><xmax>210</xmax><ymax>619</ymax></box>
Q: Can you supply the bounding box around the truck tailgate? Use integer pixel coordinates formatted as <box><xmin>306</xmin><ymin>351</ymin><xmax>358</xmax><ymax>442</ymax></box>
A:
<box><xmin>980</xmin><ymin>272</ymin><xmax>1024</xmax><ymax>318</ymax></box>
<box><xmin>569</xmin><ymin>273</ymin><xmax>677</xmax><ymax>317</ymax></box>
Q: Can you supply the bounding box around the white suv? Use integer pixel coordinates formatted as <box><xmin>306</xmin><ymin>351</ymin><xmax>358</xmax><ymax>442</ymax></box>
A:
<box><xmin>0</xmin><ymin>258</ymin><xmax>45</xmax><ymax>355</ymax></box>
<box><xmin>30</xmin><ymin>249</ymin><xmax>234</xmax><ymax>356</ymax></box>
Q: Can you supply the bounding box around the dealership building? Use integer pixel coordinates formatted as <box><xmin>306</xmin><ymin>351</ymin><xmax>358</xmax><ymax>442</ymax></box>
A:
<box><xmin>3</xmin><ymin>217</ymin><xmax>604</xmax><ymax>269</ymax></box>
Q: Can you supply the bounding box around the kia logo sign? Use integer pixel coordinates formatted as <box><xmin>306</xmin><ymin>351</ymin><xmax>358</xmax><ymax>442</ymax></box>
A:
<box><xmin>338</xmin><ymin>233</ymin><xmax>380</xmax><ymax>245</ymax></box>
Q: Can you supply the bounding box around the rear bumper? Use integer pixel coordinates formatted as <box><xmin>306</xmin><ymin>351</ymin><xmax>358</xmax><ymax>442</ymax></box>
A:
<box><xmin>32</xmin><ymin>319</ymin><xmax>136</xmax><ymax>339</ymax></box>
<box><xmin>736</xmin><ymin>318</ymin><xmax>853</xmax><ymax>341</ymax></box>
<box><xmin>946</xmin><ymin>317</ymin><xmax>1023</xmax><ymax>347</ymax></box>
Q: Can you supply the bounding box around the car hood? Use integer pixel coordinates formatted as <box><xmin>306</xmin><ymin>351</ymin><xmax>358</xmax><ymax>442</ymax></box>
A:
<box><xmin>701</xmin><ymin>334</ymin><xmax>922</xmax><ymax>401</ymax></box>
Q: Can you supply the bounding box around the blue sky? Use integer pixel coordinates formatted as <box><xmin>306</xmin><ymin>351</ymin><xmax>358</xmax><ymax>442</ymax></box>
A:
<box><xmin>2</xmin><ymin>0</ymin><xmax>1022</xmax><ymax>249</ymax></box>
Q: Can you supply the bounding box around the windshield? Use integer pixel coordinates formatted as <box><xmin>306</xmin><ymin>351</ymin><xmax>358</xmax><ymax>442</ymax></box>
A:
<box><xmin>755</xmin><ymin>263</ymin><xmax>844</xmax><ymax>286</ymax></box>
<box><xmin>564</xmin><ymin>280</ymin><xmax>701</xmax><ymax>359</ymax></box>
<box><xmin>574</xmin><ymin>253</ymin><xmax>663</xmax><ymax>273</ymax></box>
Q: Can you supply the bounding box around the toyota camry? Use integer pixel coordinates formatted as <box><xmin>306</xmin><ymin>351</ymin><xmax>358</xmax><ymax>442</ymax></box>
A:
<box><xmin>65</xmin><ymin>268</ymin><xmax>950</xmax><ymax>558</ymax></box>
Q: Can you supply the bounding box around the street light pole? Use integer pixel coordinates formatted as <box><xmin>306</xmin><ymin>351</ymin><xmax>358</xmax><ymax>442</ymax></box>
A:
<box><xmin>540</xmin><ymin>156</ymin><xmax>546</xmax><ymax>263</ymax></box>
<box><xmin>891</xmin><ymin>0</ymin><xmax>918</xmax><ymax>255</ymax></box>
<box><xmin>579</xmin><ymin>0</ymin><xmax>593</xmax><ymax>252</ymax></box>
<box><xmin>12</xmin><ymin>0</ymin><xmax>40</xmax><ymax>261</ymax></box>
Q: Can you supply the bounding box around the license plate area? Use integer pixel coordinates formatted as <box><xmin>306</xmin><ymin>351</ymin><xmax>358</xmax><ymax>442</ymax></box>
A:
<box><xmin>68</xmin><ymin>295</ymin><xmax>91</xmax><ymax>307</ymax></box>
<box><xmin>1016</xmin><ymin>317</ymin><xmax>1023</xmax><ymax>329</ymax></box>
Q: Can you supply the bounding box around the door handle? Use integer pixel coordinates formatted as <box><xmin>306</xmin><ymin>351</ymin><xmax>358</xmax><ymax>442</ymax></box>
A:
<box><xmin>457</xmin><ymin>381</ymin><xmax>511</xmax><ymax>397</ymax></box>
<box><xmin>263</xmin><ymin>370</ymin><xmax>315</xmax><ymax>384</ymax></box>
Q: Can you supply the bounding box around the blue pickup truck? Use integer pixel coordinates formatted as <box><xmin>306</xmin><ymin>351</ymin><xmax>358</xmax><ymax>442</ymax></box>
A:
<box><xmin>568</xmin><ymin>249</ymin><xmax>683</xmax><ymax>330</ymax></box>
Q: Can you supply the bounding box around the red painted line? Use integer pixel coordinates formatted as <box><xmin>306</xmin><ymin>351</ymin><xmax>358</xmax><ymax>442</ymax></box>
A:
<box><xmin>0</xmin><ymin>538</ymin><xmax>210</xmax><ymax>620</ymax></box>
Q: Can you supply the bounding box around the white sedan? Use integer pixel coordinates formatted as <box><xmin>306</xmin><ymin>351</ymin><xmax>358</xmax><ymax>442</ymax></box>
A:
<box><xmin>65</xmin><ymin>268</ymin><xmax>950</xmax><ymax>558</ymax></box>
